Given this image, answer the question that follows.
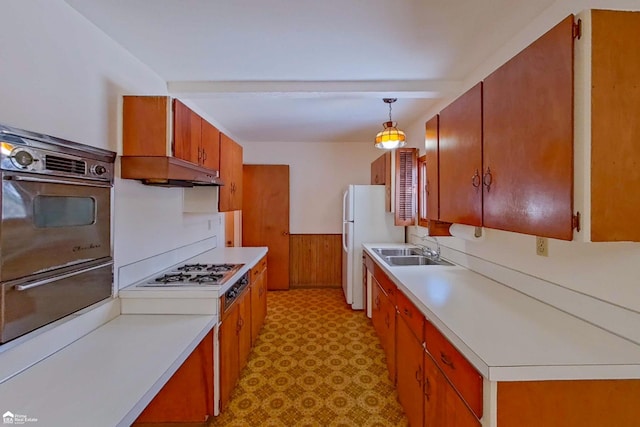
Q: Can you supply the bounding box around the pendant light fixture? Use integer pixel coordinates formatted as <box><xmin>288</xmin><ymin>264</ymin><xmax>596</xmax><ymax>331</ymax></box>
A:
<box><xmin>374</xmin><ymin>98</ymin><xmax>406</xmax><ymax>149</ymax></box>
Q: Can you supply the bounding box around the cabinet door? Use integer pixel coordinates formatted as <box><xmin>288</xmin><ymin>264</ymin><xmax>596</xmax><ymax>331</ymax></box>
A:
<box><xmin>250</xmin><ymin>268</ymin><xmax>267</xmax><ymax>345</ymax></box>
<box><xmin>201</xmin><ymin>119</ymin><xmax>220</xmax><ymax>171</ymax></box>
<box><xmin>396</xmin><ymin>315</ymin><xmax>424</xmax><ymax>427</ymax></box>
<box><xmin>219</xmin><ymin>305</ymin><xmax>239</xmax><ymax>411</ymax></box>
<box><xmin>123</xmin><ymin>96</ymin><xmax>170</xmax><ymax>156</ymax></box>
<box><xmin>238</xmin><ymin>290</ymin><xmax>252</xmax><ymax>370</ymax></box>
<box><xmin>219</xmin><ymin>133</ymin><xmax>235</xmax><ymax>212</ymax></box>
<box><xmin>371</xmin><ymin>278</ymin><xmax>385</xmax><ymax>339</ymax></box>
<box><xmin>483</xmin><ymin>16</ymin><xmax>574</xmax><ymax>240</ymax></box>
<box><xmin>380</xmin><ymin>289</ymin><xmax>396</xmax><ymax>384</ymax></box>
<box><xmin>231</xmin><ymin>141</ymin><xmax>243</xmax><ymax>211</ymax></box>
<box><xmin>395</xmin><ymin>147</ymin><xmax>418</xmax><ymax>226</ymax></box>
<box><xmin>134</xmin><ymin>329</ymin><xmax>214</xmax><ymax>423</ymax></box>
<box><xmin>424</xmin><ymin>352</ymin><xmax>480</xmax><ymax>427</ymax></box>
<box><xmin>173</xmin><ymin>99</ymin><xmax>197</xmax><ymax>163</ymax></box>
<box><xmin>425</xmin><ymin>115</ymin><xmax>440</xmax><ymax>222</ymax></box>
<box><xmin>439</xmin><ymin>83</ymin><xmax>483</xmax><ymax>226</ymax></box>
<box><xmin>591</xmin><ymin>10</ymin><xmax>640</xmax><ymax>241</ymax></box>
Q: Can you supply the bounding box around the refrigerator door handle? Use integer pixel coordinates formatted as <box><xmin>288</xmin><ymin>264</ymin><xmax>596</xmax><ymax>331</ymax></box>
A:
<box><xmin>342</xmin><ymin>221</ymin><xmax>349</xmax><ymax>252</ymax></box>
<box><xmin>342</xmin><ymin>189</ymin><xmax>348</xmax><ymax>222</ymax></box>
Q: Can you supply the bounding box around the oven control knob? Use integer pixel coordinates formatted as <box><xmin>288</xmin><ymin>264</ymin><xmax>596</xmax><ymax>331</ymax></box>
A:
<box><xmin>10</xmin><ymin>149</ymin><xmax>35</xmax><ymax>169</ymax></box>
<box><xmin>92</xmin><ymin>165</ymin><xmax>107</xmax><ymax>176</ymax></box>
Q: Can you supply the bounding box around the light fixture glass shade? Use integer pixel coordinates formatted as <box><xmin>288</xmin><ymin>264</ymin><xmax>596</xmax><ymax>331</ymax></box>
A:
<box><xmin>375</xmin><ymin>121</ymin><xmax>406</xmax><ymax>149</ymax></box>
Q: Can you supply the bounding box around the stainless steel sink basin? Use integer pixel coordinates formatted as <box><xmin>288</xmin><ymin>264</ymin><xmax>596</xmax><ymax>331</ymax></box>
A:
<box><xmin>382</xmin><ymin>255</ymin><xmax>454</xmax><ymax>267</ymax></box>
<box><xmin>373</xmin><ymin>247</ymin><xmax>423</xmax><ymax>256</ymax></box>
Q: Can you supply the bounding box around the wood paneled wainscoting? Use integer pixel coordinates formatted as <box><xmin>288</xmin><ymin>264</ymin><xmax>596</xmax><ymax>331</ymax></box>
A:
<box><xmin>289</xmin><ymin>234</ymin><xmax>342</xmax><ymax>289</ymax></box>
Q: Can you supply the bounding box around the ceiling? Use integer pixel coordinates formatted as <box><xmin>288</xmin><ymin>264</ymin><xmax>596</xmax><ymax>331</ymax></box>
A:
<box><xmin>64</xmin><ymin>0</ymin><xmax>557</xmax><ymax>144</ymax></box>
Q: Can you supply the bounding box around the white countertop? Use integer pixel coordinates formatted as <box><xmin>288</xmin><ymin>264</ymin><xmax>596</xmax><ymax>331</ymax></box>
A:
<box><xmin>363</xmin><ymin>243</ymin><xmax>640</xmax><ymax>381</ymax></box>
<box><xmin>0</xmin><ymin>314</ymin><xmax>217</xmax><ymax>427</ymax></box>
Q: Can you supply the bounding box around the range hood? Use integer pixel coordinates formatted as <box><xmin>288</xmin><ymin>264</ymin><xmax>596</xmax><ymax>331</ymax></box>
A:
<box><xmin>120</xmin><ymin>156</ymin><xmax>224</xmax><ymax>187</ymax></box>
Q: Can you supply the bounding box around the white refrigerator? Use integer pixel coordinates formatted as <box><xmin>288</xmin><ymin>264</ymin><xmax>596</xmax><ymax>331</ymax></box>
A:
<box><xmin>342</xmin><ymin>185</ymin><xmax>404</xmax><ymax>310</ymax></box>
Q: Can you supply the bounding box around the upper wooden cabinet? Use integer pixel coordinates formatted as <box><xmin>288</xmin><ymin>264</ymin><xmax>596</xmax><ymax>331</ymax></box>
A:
<box><xmin>432</xmin><ymin>17</ymin><xmax>575</xmax><ymax>240</ymax></box>
<box><xmin>173</xmin><ymin>100</ymin><xmax>221</xmax><ymax>171</ymax></box>
<box><xmin>586</xmin><ymin>10</ymin><xmax>640</xmax><ymax>241</ymax></box>
<box><xmin>424</xmin><ymin>116</ymin><xmax>440</xmax><ymax>223</ymax></box>
<box><xmin>219</xmin><ymin>133</ymin><xmax>243</xmax><ymax>212</ymax></box>
<box><xmin>483</xmin><ymin>16</ymin><xmax>575</xmax><ymax>240</ymax></box>
<box><xmin>371</xmin><ymin>151</ymin><xmax>391</xmax><ymax>185</ymax></box>
<box><xmin>122</xmin><ymin>96</ymin><xmax>221</xmax><ymax>185</ymax></box>
<box><xmin>439</xmin><ymin>83</ymin><xmax>483</xmax><ymax>227</ymax></box>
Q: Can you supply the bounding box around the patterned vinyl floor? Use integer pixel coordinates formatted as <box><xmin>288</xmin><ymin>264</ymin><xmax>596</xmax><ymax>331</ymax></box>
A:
<box><xmin>209</xmin><ymin>288</ymin><xmax>408</xmax><ymax>427</ymax></box>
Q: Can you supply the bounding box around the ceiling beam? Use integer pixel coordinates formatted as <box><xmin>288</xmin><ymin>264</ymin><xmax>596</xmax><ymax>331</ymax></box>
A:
<box><xmin>167</xmin><ymin>79</ymin><xmax>462</xmax><ymax>99</ymax></box>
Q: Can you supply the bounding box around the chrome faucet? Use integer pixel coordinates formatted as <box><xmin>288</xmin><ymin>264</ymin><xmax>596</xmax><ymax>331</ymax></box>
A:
<box><xmin>411</xmin><ymin>233</ymin><xmax>441</xmax><ymax>260</ymax></box>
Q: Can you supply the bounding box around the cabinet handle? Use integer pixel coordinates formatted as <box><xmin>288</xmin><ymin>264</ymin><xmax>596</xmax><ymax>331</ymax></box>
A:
<box><xmin>384</xmin><ymin>312</ymin><xmax>390</xmax><ymax>327</ymax></box>
<box><xmin>415</xmin><ymin>365</ymin><xmax>423</xmax><ymax>386</ymax></box>
<box><xmin>375</xmin><ymin>174</ymin><xmax>379</xmax><ymax>183</ymax></box>
<box><xmin>440</xmin><ymin>351</ymin><xmax>455</xmax><ymax>369</ymax></box>
<box><xmin>471</xmin><ymin>169</ymin><xmax>481</xmax><ymax>188</ymax></box>
<box><xmin>202</xmin><ymin>149</ymin><xmax>207</xmax><ymax>162</ymax></box>
<box><xmin>483</xmin><ymin>167</ymin><xmax>493</xmax><ymax>192</ymax></box>
<box><xmin>404</xmin><ymin>307</ymin><xmax>411</xmax><ymax>318</ymax></box>
<box><xmin>424</xmin><ymin>377</ymin><xmax>431</xmax><ymax>400</ymax></box>
<box><xmin>375</xmin><ymin>295</ymin><xmax>380</xmax><ymax>308</ymax></box>
<box><xmin>426</xmin><ymin>179</ymin><xmax>430</xmax><ymax>196</ymax></box>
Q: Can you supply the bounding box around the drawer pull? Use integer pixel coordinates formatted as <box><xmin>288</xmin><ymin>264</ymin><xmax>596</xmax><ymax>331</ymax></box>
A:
<box><xmin>440</xmin><ymin>351</ymin><xmax>455</xmax><ymax>369</ymax></box>
<box><xmin>424</xmin><ymin>377</ymin><xmax>431</xmax><ymax>400</ymax></box>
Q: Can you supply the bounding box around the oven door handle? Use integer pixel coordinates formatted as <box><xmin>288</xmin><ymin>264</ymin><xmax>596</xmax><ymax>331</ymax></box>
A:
<box><xmin>13</xmin><ymin>261</ymin><xmax>114</xmax><ymax>291</ymax></box>
<box><xmin>4</xmin><ymin>174</ymin><xmax>112</xmax><ymax>188</ymax></box>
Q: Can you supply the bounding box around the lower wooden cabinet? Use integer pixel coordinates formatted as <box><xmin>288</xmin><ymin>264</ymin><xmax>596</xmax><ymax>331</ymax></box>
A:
<box><xmin>250</xmin><ymin>256</ymin><xmax>268</xmax><ymax>345</ymax></box>
<box><xmin>220</xmin><ymin>259</ymin><xmax>268</xmax><ymax>412</ymax></box>
<box><xmin>133</xmin><ymin>329</ymin><xmax>215</xmax><ymax>424</ymax></box>
<box><xmin>424</xmin><ymin>352</ymin><xmax>480</xmax><ymax>427</ymax></box>
<box><xmin>372</xmin><ymin>277</ymin><xmax>396</xmax><ymax>384</ymax></box>
<box><xmin>425</xmin><ymin>320</ymin><xmax>483</xmax><ymax>418</ymax></box>
<box><xmin>219</xmin><ymin>287</ymin><xmax>252</xmax><ymax>411</ymax></box>
<box><xmin>396</xmin><ymin>315</ymin><xmax>425</xmax><ymax>427</ymax></box>
<box><xmin>237</xmin><ymin>290</ymin><xmax>252</xmax><ymax>370</ymax></box>
<box><xmin>219</xmin><ymin>301</ymin><xmax>240</xmax><ymax>411</ymax></box>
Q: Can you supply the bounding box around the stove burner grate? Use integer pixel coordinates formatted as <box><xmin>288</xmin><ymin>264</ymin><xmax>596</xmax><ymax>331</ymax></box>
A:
<box><xmin>177</xmin><ymin>263</ymin><xmax>209</xmax><ymax>272</ymax></box>
<box><xmin>154</xmin><ymin>272</ymin><xmax>192</xmax><ymax>283</ymax></box>
<box><xmin>206</xmin><ymin>264</ymin><xmax>236</xmax><ymax>272</ymax></box>
<box><xmin>190</xmin><ymin>273</ymin><xmax>224</xmax><ymax>283</ymax></box>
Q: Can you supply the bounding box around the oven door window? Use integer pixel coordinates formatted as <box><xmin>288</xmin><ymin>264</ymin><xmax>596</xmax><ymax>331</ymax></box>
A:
<box><xmin>33</xmin><ymin>195</ymin><xmax>96</xmax><ymax>228</ymax></box>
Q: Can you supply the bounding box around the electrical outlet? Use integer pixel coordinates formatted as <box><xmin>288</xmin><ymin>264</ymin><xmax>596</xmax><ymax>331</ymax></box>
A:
<box><xmin>536</xmin><ymin>236</ymin><xmax>548</xmax><ymax>257</ymax></box>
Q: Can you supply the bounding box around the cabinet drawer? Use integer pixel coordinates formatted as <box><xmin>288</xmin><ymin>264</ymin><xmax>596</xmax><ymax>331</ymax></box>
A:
<box><xmin>251</xmin><ymin>255</ymin><xmax>267</xmax><ymax>281</ymax></box>
<box><xmin>396</xmin><ymin>291</ymin><xmax>424</xmax><ymax>342</ymax></box>
<box><xmin>425</xmin><ymin>320</ymin><xmax>483</xmax><ymax>419</ymax></box>
<box><xmin>373</xmin><ymin>264</ymin><xmax>397</xmax><ymax>303</ymax></box>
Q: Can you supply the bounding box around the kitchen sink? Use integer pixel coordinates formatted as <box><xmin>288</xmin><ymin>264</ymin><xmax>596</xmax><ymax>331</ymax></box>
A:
<box><xmin>373</xmin><ymin>247</ymin><xmax>423</xmax><ymax>256</ymax></box>
<box><xmin>382</xmin><ymin>255</ymin><xmax>454</xmax><ymax>267</ymax></box>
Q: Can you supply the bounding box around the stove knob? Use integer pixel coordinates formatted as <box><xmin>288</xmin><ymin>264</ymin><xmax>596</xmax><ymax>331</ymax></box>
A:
<box><xmin>10</xmin><ymin>148</ymin><xmax>38</xmax><ymax>169</ymax></box>
<box><xmin>92</xmin><ymin>165</ymin><xmax>107</xmax><ymax>176</ymax></box>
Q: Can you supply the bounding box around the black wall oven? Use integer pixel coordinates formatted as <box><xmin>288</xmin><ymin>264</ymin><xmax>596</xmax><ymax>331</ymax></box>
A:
<box><xmin>0</xmin><ymin>124</ymin><xmax>116</xmax><ymax>344</ymax></box>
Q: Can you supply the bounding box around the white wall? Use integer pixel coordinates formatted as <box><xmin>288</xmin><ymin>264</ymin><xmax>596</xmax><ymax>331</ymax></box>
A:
<box><xmin>0</xmin><ymin>1</ymin><xmax>220</xmax><ymax>290</ymax></box>
<box><xmin>242</xmin><ymin>141</ymin><xmax>381</xmax><ymax>233</ymax></box>
<box><xmin>404</xmin><ymin>0</ymin><xmax>640</xmax><ymax>314</ymax></box>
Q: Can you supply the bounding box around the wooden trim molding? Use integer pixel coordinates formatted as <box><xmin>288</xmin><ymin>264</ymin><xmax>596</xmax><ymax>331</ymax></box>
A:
<box><xmin>289</xmin><ymin>234</ymin><xmax>341</xmax><ymax>288</ymax></box>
